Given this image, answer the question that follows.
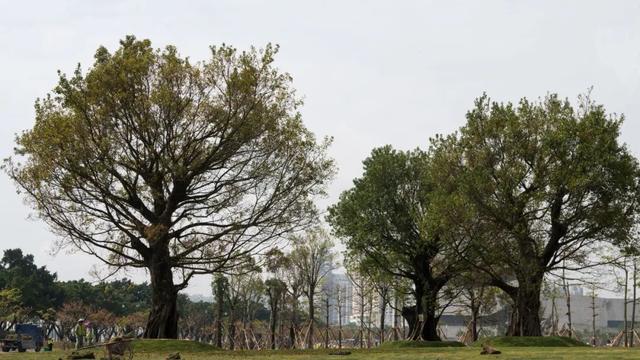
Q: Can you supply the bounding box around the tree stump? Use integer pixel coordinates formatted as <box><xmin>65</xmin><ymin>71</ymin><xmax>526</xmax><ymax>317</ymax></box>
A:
<box><xmin>66</xmin><ymin>351</ymin><xmax>96</xmax><ymax>359</ymax></box>
<box><xmin>480</xmin><ymin>343</ymin><xmax>501</xmax><ymax>355</ymax></box>
<box><xmin>328</xmin><ymin>350</ymin><xmax>351</xmax><ymax>355</ymax></box>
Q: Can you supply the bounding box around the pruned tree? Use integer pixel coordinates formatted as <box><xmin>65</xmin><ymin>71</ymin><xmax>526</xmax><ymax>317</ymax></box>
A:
<box><xmin>264</xmin><ymin>248</ymin><xmax>290</xmax><ymax>349</ymax></box>
<box><xmin>346</xmin><ymin>267</ymin><xmax>372</xmax><ymax>348</ymax></box>
<box><xmin>277</xmin><ymin>251</ymin><xmax>304</xmax><ymax>348</ymax></box>
<box><xmin>5</xmin><ymin>36</ymin><xmax>334</xmax><ymax>338</ymax></box>
<box><xmin>220</xmin><ymin>266</ymin><xmax>264</xmax><ymax>349</ymax></box>
<box><xmin>333</xmin><ymin>284</ymin><xmax>346</xmax><ymax>348</ymax></box>
<box><xmin>265</xmin><ymin>278</ymin><xmax>287</xmax><ymax>349</ymax></box>
<box><xmin>451</xmin><ymin>273</ymin><xmax>498</xmax><ymax>342</ymax></box>
<box><xmin>321</xmin><ymin>286</ymin><xmax>332</xmax><ymax>348</ymax></box>
<box><xmin>289</xmin><ymin>227</ymin><xmax>335</xmax><ymax>349</ymax></box>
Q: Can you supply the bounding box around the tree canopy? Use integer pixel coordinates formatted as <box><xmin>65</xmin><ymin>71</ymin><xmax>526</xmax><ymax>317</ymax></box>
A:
<box><xmin>328</xmin><ymin>144</ymin><xmax>468</xmax><ymax>340</ymax></box>
<box><xmin>0</xmin><ymin>249</ymin><xmax>63</xmax><ymax>315</ymax></box>
<box><xmin>452</xmin><ymin>94</ymin><xmax>639</xmax><ymax>335</ymax></box>
<box><xmin>6</xmin><ymin>36</ymin><xmax>334</xmax><ymax>338</ymax></box>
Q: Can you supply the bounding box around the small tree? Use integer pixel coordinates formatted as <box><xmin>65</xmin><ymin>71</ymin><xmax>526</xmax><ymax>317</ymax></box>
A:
<box><xmin>290</xmin><ymin>227</ymin><xmax>335</xmax><ymax>349</ymax></box>
<box><xmin>334</xmin><ymin>284</ymin><xmax>346</xmax><ymax>348</ymax></box>
<box><xmin>265</xmin><ymin>278</ymin><xmax>287</xmax><ymax>349</ymax></box>
<box><xmin>220</xmin><ymin>267</ymin><xmax>264</xmax><ymax>350</ymax></box>
<box><xmin>322</xmin><ymin>286</ymin><xmax>332</xmax><ymax>348</ymax></box>
<box><xmin>346</xmin><ymin>268</ymin><xmax>372</xmax><ymax>348</ymax></box>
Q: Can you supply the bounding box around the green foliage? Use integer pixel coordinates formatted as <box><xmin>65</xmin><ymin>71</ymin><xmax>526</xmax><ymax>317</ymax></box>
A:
<box><xmin>6</xmin><ymin>35</ymin><xmax>334</xmax><ymax>337</ymax></box>
<box><xmin>459</xmin><ymin>93</ymin><xmax>639</xmax><ymax>271</ymax></box>
<box><xmin>328</xmin><ymin>143</ymin><xmax>468</xmax><ymax>340</ymax></box>
<box><xmin>289</xmin><ymin>227</ymin><xmax>336</xmax><ymax>299</ymax></box>
<box><xmin>451</xmin><ymin>93</ymin><xmax>640</xmax><ymax>334</ymax></box>
<box><xmin>328</xmin><ymin>143</ymin><xmax>469</xmax><ymax>282</ymax></box>
<box><xmin>474</xmin><ymin>336</ymin><xmax>587</xmax><ymax>347</ymax></box>
<box><xmin>0</xmin><ymin>288</ymin><xmax>23</xmax><ymax>321</ymax></box>
<box><xmin>6</xmin><ymin>35</ymin><xmax>334</xmax><ymax>302</ymax></box>
<box><xmin>58</xmin><ymin>278</ymin><xmax>151</xmax><ymax>316</ymax></box>
<box><xmin>328</xmin><ymin>146</ymin><xmax>433</xmax><ymax>278</ymax></box>
<box><xmin>0</xmin><ymin>249</ymin><xmax>63</xmax><ymax>315</ymax></box>
<box><xmin>264</xmin><ymin>278</ymin><xmax>287</xmax><ymax>301</ymax></box>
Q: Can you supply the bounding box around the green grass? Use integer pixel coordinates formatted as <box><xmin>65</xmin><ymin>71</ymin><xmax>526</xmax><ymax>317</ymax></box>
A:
<box><xmin>5</xmin><ymin>339</ymin><xmax>640</xmax><ymax>359</ymax></box>
<box><xmin>474</xmin><ymin>336</ymin><xmax>588</xmax><ymax>347</ymax></box>
<box><xmin>378</xmin><ymin>340</ymin><xmax>464</xmax><ymax>348</ymax></box>
<box><xmin>133</xmin><ymin>339</ymin><xmax>220</xmax><ymax>353</ymax></box>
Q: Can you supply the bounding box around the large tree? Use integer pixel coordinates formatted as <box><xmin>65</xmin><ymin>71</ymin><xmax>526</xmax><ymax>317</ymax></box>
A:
<box><xmin>328</xmin><ymin>144</ymin><xmax>468</xmax><ymax>341</ymax></box>
<box><xmin>455</xmin><ymin>94</ymin><xmax>639</xmax><ymax>336</ymax></box>
<box><xmin>6</xmin><ymin>36</ymin><xmax>334</xmax><ymax>338</ymax></box>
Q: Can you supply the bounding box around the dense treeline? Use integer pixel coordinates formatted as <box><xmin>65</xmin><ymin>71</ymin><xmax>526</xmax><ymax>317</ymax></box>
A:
<box><xmin>0</xmin><ymin>248</ymin><xmax>236</xmax><ymax>343</ymax></box>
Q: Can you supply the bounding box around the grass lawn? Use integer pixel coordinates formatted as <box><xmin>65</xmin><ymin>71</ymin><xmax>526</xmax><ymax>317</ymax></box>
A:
<box><xmin>3</xmin><ymin>339</ymin><xmax>640</xmax><ymax>359</ymax></box>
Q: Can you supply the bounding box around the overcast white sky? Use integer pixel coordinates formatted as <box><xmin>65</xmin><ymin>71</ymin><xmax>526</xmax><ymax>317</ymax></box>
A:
<box><xmin>0</xmin><ymin>0</ymin><xmax>639</xmax><ymax>296</ymax></box>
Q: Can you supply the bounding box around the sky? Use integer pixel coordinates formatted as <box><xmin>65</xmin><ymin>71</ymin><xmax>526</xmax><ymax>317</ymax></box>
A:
<box><xmin>0</xmin><ymin>0</ymin><xmax>639</xmax><ymax>296</ymax></box>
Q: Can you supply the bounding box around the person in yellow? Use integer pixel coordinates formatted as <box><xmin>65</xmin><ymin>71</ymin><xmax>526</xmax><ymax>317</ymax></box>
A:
<box><xmin>85</xmin><ymin>324</ymin><xmax>94</xmax><ymax>346</ymax></box>
<box><xmin>74</xmin><ymin>319</ymin><xmax>86</xmax><ymax>349</ymax></box>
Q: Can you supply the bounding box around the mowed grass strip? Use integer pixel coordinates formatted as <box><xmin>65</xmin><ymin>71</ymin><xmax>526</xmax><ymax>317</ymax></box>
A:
<box><xmin>472</xmin><ymin>336</ymin><xmax>588</xmax><ymax>347</ymax></box>
<box><xmin>3</xmin><ymin>340</ymin><xmax>640</xmax><ymax>359</ymax></box>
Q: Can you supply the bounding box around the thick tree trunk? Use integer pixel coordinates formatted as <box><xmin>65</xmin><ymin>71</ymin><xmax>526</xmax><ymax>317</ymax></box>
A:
<box><xmin>420</xmin><ymin>289</ymin><xmax>441</xmax><ymax>341</ymax></box>
<box><xmin>401</xmin><ymin>283</ymin><xmax>441</xmax><ymax>341</ymax></box>
<box><xmin>506</xmin><ymin>274</ymin><xmax>543</xmax><ymax>337</ymax></box>
<box><xmin>471</xmin><ymin>303</ymin><xmax>479</xmax><ymax>342</ymax></box>
<box><xmin>144</xmin><ymin>249</ymin><xmax>178</xmax><ymax>338</ymax></box>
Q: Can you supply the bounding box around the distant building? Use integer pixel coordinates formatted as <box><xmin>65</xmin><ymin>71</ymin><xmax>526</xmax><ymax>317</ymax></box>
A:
<box><xmin>322</xmin><ymin>271</ymin><xmax>353</xmax><ymax>325</ymax></box>
<box><xmin>541</xmin><ymin>290</ymin><xmax>638</xmax><ymax>333</ymax></box>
